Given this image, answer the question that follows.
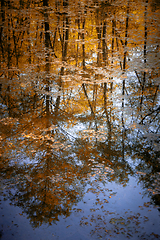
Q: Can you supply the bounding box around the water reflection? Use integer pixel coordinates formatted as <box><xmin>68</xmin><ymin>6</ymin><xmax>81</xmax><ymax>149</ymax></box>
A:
<box><xmin>0</xmin><ymin>0</ymin><xmax>160</xmax><ymax>239</ymax></box>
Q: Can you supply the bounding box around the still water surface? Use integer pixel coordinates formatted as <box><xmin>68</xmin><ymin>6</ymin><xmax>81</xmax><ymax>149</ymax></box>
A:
<box><xmin>0</xmin><ymin>0</ymin><xmax>160</xmax><ymax>239</ymax></box>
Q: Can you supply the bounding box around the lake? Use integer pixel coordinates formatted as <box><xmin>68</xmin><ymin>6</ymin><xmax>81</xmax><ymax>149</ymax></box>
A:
<box><xmin>0</xmin><ymin>0</ymin><xmax>160</xmax><ymax>239</ymax></box>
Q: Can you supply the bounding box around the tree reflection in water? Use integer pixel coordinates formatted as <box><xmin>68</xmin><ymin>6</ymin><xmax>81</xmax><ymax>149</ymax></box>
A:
<box><xmin>0</xmin><ymin>0</ymin><xmax>160</xmax><ymax>239</ymax></box>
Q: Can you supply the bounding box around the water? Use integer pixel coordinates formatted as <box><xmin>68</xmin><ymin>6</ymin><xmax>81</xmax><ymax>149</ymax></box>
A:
<box><xmin>0</xmin><ymin>0</ymin><xmax>160</xmax><ymax>239</ymax></box>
